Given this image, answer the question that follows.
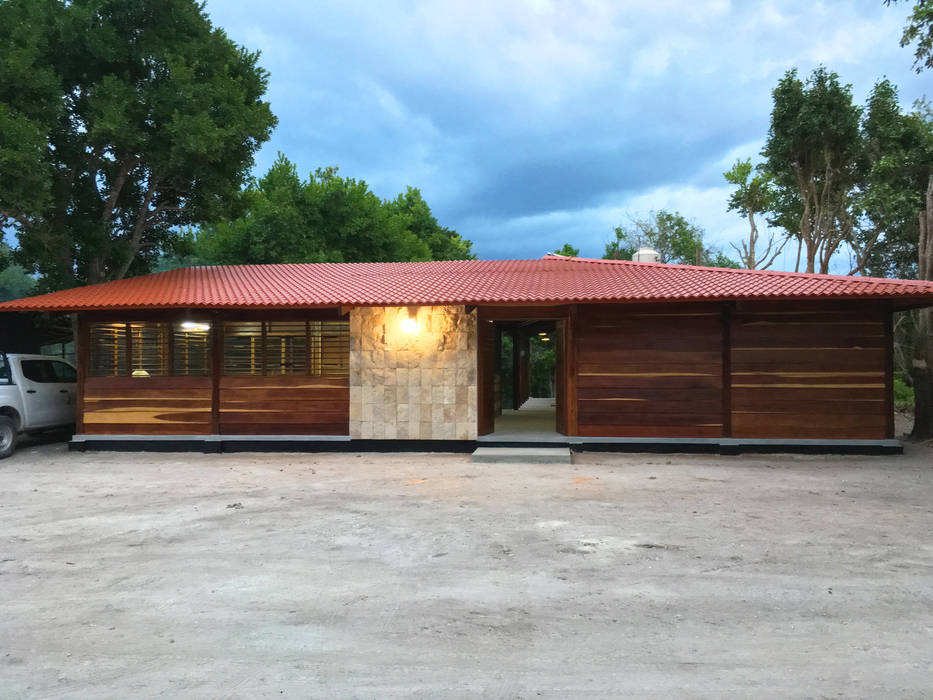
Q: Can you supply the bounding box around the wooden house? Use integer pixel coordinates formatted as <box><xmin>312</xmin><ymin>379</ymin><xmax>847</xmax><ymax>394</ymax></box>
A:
<box><xmin>2</xmin><ymin>255</ymin><xmax>932</xmax><ymax>453</ymax></box>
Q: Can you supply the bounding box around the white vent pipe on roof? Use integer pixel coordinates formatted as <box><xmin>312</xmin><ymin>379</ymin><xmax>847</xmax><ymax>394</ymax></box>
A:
<box><xmin>632</xmin><ymin>247</ymin><xmax>660</xmax><ymax>263</ymax></box>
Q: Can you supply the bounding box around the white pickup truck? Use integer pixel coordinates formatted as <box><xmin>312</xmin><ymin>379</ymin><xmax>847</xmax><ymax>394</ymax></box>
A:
<box><xmin>0</xmin><ymin>353</ymin><xmax>77</xmax><ymax>459</ymax></box>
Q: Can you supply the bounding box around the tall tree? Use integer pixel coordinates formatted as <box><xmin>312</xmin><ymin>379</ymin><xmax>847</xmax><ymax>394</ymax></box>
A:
<box><xmin>192</xmin><ymin>155</ymin><xmax>473</xmax><ymax>265</ymax></box>
<box><xmin>762</xmin><ymin>67</ymin><xmax>865</xmax><ymax>274</ymax></box>
<box><xmin>386</xmin><ymin>188</ymin><xmax>474</xmax><ymax>261</ymax></box>
<box><xmin>0</xmin><ymin>0</ymin><xmax>276</xmax><ymax>291</ymax></box>
<box><xmin>605</xmin><ymin>210</ymin><xmax>738</xmax><ymax>267</ymax></box>
<box><xmin>887</xmin><ymin>0</ymin><xmax>933</xmax><ymax>71</ymax></box>
<box><xmin>552</xmin><ymin>243</ymin><xmax>580</xmax><ymax>257</ymax></box>
<box><xmin>724</xmin><ymin>159</ymin><xmax>786</xmax><ymax>269</ymax></box>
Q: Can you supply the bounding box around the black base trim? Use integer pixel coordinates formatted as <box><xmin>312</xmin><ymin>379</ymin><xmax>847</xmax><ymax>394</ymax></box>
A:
<box><xmin>69</xmin><ymin>436</ymin><xmax>904</xmax><ymax>456</ymax></box>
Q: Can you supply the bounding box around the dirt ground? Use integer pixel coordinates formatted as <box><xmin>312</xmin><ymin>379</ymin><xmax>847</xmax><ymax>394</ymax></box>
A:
<box><xmin>2</xmin><ymin>442</ymin><xmax>933</xmax><ymax>698</ymax></box>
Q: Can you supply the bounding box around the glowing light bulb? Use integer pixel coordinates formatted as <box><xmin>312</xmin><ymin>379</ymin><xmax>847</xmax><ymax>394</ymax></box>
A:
<box><xmin>400</xmin><ymin>317</ymin><xmax>418</xmax><ymax>334</ymax></box>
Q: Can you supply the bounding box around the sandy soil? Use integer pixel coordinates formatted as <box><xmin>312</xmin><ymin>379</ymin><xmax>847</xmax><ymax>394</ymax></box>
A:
<box><xmin>1</xmin><ymin>442</ymin><xmax>932</xmax><ymax>698</ymax></box>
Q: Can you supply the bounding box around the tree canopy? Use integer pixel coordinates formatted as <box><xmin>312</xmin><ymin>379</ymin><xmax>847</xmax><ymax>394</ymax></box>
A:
<box><xmin>604</xmin><ymin>210</ymin><xmax>738</xmax><ymax>268</ymax></box>
<box><xmin>552</xmin><ymin>243</ymin><xmax>580</xmax><ymax>257</ymax></box>
<box><xmin>762</xmin><ymin>67</ymin><xmax>864</xmax><ymax>274</ymax></box>
<box><xmin>723</xmin><ymin>159</ymin><xmax>785</xmax><ymax>270</ymax></box>
<box><xmin>0</xmin><ymin>0</ymin><xmax>276</xmax><ymax>291</ymax></box>
<box><xmin>187</xmin><ymin>154</ymin><xmax>474</xmax><ymax>266</ymax></box>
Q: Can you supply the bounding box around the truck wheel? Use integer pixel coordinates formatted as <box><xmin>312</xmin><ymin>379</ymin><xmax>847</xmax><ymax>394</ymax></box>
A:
<box><xmin>0</xmin><ymin>416</ymin><xmax>17</xmax><ymax>459</ymax></box>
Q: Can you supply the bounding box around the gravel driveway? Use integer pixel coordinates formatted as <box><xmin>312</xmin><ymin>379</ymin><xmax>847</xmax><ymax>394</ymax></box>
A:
<box><xmin>2</xmin><ymin>443</ymin><xmax>932</xmax><ymax>698</ymax></box>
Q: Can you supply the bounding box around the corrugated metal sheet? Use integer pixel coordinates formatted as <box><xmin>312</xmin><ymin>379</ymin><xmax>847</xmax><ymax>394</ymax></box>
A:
<box><xmin>1</xmin><ymin>255</ymin><xmax>932</xmax><ymax>311</ymax></box>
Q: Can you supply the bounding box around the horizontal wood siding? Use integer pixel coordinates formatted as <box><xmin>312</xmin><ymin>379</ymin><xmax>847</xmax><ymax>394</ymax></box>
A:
<box><xmin>574</xmin><ymin>304</ymin><xmax>723</xmax><ymax>438</ymax></box>
<box><xmin>218</xmin><ymin>375</ymin><xmax>349</xmax><ymax>435</ymax></box>
<box><xmin>730</xmin><ymin>303</ymin><xmax>887</xmax><ymax>439</ymax></box>
<box><xmin>82</xmin><ymin>377</ymin><xmax>212</xmax><ymax>434</ymax></box>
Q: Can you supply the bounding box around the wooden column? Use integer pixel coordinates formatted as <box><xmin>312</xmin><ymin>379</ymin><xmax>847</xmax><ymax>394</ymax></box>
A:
<box><xmin>565</xmin><ymin>304</ymin><xmax>578</xmax><ymax>436</ymax></box>
<box><xmin>75</xmin><ymin>313</ymin><xmax>88</xmax><ymax>434</ymax></box>
<box><xmin>884</xmin><ymin>305</ymin><xmax>895</xmax><ymax>439</ymax></box>
<box><xmin>210</xmin><ymin>314</ymin><xmax>222</xmax><ymax>435</ymax></box>
<box><xmin>721</xmin><ymin>302</ymin><xmax>732</xmax><ymax>438</ymax></box>
<box><xmin>511</xmin><ymin>329</ymin><xmax>521</xmax><ymax>410</ymax></box>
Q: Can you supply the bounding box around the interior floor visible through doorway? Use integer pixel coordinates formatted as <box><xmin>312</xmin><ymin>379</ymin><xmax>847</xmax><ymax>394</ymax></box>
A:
<box><xmin>486</xmin><ymin>397</ymin><xmax>561</xmax><ymax>441</ymax></box>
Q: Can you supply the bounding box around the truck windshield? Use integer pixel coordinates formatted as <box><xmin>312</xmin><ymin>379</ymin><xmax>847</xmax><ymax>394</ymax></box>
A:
<box><xmin>0</xmin><ymin>355</ymin><xmax>10</xmax><ymax>385</ymax></box>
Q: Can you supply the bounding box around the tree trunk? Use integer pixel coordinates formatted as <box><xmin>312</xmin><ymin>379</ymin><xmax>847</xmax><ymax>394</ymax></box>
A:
<box><xmin>911</xmin><ymin>176</ymin><xmax>933</xmax><ymax>440</ymax></box>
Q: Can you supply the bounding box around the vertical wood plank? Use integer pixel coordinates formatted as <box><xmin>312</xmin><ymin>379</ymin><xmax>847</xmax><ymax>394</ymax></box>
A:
<box><xmin>511</xmin><ymin>329</ymin><xmax>520</xmax><ymax>410</ymax></box>
<box><xmin>566</xmin><ymin>304</ymin><xmax>579</xmax><ymax>436</ymax></box>
<box><xmin>476</xmin><ymin>318</ymin><xmax>496</xmax><ymax>435</ymax></box>
<box><xmin>75</xmin><ymin>313</ymin><xmax>88</xmax><ymax>434</ymax></box>
<box><xmin>125</xmin><ymin>322</ymin><xmax>132</xmax><ymax>376</ymax></box>
<box><xmin>884</xmin><ymin>305</ymin><xmax>895</xmax><ymax>439</ymax></box>
<box><xmin>210</xmin><ymin>314</ymin><xmax>222</xmax><ymax>435</ymax></box>
<box><xmin>721</xmin><ymin>302</ymin><xmax>732</xmax><ymax>438</ymax></box>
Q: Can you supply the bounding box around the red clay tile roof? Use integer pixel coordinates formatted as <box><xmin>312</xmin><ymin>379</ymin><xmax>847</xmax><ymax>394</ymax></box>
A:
<box><xmin>2</xmin><ymin>255</ymin><xmax>933</xmax><ymax>311</ymax></box>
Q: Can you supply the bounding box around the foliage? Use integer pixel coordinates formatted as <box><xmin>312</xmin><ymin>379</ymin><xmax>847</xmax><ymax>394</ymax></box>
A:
<box><xmin>604</xmin><ymin>209</ymin><xmax>738</xmax><ymax>267</ymax></box>
<box><xmin>887</xmin><ymin>0</ymin><xmax>933</xmax><ymax>72</ymax></box>
<box><xmin>553</xmin><ymin>243</ymin><xmax>579</xmax><ymax>257</ymax></box>
<box><xmin>893</xmin><ymin>372</ymin><xmax>915</xmax><ymax>410</ymax></box>
<box><xmin>0</xmin><ymin>243</ymin><xmax>35</xmax><ymax>302</ymax></box>
<box><xmin>0</xmin><ymin>0</ymin><xmax>276</xmax><ymax>290</ymax></box>
<box><xmin>528</xmin><ymin>335</ymin><xmax>555</xmax><ymax>398</ymax></box>
<box><xmin>762</xmin><ymin>67</ymin><xmax>865</xmax><ymax>274</ymax></box>
<box><xmin>724</xmin><ymin>159</ymin><xmax>786</xmax><ymax>269</ymax></box>
<box><xmin>192</xmin><ymin>154</ymin><xmax>473</xmax><ymax>265</ymax></box>
<box><xmin>858</xmin><ymin>85</ymin><xmax>933</xmax><ymax>278</ymax></box>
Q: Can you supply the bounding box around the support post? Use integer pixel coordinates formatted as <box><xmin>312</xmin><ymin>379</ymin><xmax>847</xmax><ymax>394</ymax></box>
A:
<box><xmin>721</xmin><ymin>302</ymin><xmax>732</xmax><ymax>438</ymax></box>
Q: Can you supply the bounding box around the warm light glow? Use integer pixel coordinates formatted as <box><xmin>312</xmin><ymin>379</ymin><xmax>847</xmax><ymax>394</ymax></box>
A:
<box><xmin>131</xmin><ymin>369</ymin><xmax>151</xmax><ymax>378</ymax></box>
<box><xmin>400</xmin><ymin>317</ymin><xmax>419</xmax><ymax>334</ymax></box>
<box><xmin>537</xmin><ymin>331</ymin><xmax>547</xmax><ymax>336</ymax></box>
<box><xmin>540</xmin><ymin>337</ymin><xmax>551</xmax><ymax>342</ymax></box>
<box><xmin>180</xmin><ymin>321</ymin><xmax>211</xmax><ymax>332</ymax></box>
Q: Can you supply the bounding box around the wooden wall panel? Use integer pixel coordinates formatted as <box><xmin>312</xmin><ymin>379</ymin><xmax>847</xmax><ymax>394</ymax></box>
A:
<box><xmin>218</xmin><ymin>375</ymin><xmax>348</xmax><ymax>435</ymax></box>
<box><xmin>82</xmin><ymin>377</ymin><xmax>212</xmax><ymax>435</ymax></box>
<box><xmin>574</xmin><ymin>304</ymin><xmax>723</xmax><ymax>438</ymax></box>
<box><xmin>730</xmin><ymin>303</ymin><xmax>888</xmax><ymax>439</ymax></box>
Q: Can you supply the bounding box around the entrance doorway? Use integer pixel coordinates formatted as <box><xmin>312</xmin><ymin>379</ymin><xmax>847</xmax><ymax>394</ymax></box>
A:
<box><xmin>476</xmin><ymin>311</ymin><xmax>570</xmax><ymax>440</ymax></box>
<box><xmin>495</xmin><ymin>321</ymin><xmax>558</xmax><ymax>438</ymax></box>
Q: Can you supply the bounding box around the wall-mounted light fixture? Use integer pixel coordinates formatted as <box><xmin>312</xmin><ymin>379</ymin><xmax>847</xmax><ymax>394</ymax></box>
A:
<box><xmin>540</xmin><ymin>336</ymin><xmax>551</xmax><ymax>342</ymax></box>
<box><xmin>180</xmin><ymin>321</ymin><xmax>211</xmax><ymax>332</ymax></box>
<box><xmin>400</xmin><ymin>306</ymin><xmax>419</xmax><ymax>334</ymax></box>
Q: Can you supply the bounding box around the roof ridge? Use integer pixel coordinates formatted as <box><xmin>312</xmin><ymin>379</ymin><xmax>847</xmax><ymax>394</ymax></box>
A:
<box><xmin>545</xmin><ymin>254</ymin><xmax>931</xmax><ymax>287</ymax></box>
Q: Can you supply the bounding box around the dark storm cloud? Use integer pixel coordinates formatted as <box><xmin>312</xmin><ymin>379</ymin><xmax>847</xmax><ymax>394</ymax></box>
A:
<box><xmin>204</xmin><ymin>0</ymin><xmax>930</xmax><ymax>265</ymax></box>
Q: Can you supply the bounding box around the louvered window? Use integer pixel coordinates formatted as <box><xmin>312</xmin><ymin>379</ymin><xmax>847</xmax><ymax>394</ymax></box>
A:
<box><xmin>173</xmin><ymin>322</ymin><xmax>211</xmax><ymax>376</ymax></box>
<box><xmin>223</xmin><ymin>320</ymin><xmax>349</xmax><ymax>376</ymax></box>
<box><xmin>89</xmin><ymin>323</ymin><xmax>129</xmax><ymax>377</ymax></box>
<box><xmin>89</xmin><ymin>321</ymin><xmax>212</xmax><ymax>377</ymax></box>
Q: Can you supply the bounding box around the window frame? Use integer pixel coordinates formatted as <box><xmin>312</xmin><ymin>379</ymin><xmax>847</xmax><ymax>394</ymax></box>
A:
<box><xmin>222</xmin><ymin>319</ymin><xmax>350</xmax><ymax>377</ymax></box>
<box><xmin>88</xmin><ymin>320</ymin><xmax>213</xmax><ymax>379</ymax></box>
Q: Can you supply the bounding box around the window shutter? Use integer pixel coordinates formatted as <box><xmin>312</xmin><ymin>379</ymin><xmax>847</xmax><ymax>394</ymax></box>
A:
<box><xmin>173</xmin><ymin>323</ymin><xmax>211</xmax><ymax>376</ymax></box>
<box><xmin>223</xmin><ymin>322</ymin><xmax>263</xmax><ymax>375</ymax></box>
<box><xmin>89</xmin><ymin>323</ymin><xmax>128</xmax><ymax>377</ymax></box>
<box><xmin>129</xmin><ymin>322</ymin><xmax>169</xmax><ymax>376</ymax></box>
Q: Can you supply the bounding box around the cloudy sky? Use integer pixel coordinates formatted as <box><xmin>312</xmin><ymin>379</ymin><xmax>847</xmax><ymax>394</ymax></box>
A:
<box><xmin>207</xmin><ymin>0</ymin><xmax>929</xmax><ymax>269</ymax></box>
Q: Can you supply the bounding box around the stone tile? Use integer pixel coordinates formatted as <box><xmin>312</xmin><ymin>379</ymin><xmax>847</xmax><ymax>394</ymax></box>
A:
<box><xmin>359</xmin><ymin>421</ymin><xmax>372</xmax><ymax>439</ymax></box>
<box><xmin>419</xmin><ymin>422</ymin><xmax>432</xmax><ymax>440</ymax></box>
<box><xmin>397</xmin><ymin>403</ymin><xmax>409</xmax><ymax>423</ymax></box>
<box><xmin>456</xmin><ymin>421</ymin><xmax>475</xmax><ymax>440</ymax></box>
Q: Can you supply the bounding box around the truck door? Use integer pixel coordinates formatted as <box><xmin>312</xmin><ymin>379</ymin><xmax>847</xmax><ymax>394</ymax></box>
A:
<box><xmin>17</xmin><ymin>359</ymin><xmax>75</xmax><ymax>427</ymax></box>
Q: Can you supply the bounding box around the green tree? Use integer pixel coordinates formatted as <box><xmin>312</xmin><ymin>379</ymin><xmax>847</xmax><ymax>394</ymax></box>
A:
<box><xmin>604</xmin><ymin>210</ymin><xmax>738</xmax><ymax>267</ymax></box>
<box><xmin>0</xmin><ymin>243</ymin><xmax>35</xmax><ymax>302</ymax></box>
<box><xmin>762</xmin><ymin>67</ymin><xmax>865</xmax><ymax>273</ymax></box>
<box><xmin>724</xmin><ymin>159</ymin><xmax>786</xmax><ymax>269</ymax></box>
<box><xmin>857</xmin><ymin>84</ymin><xmax>933</xmax><ymax>278</ymax></box>
<box><xmin>552</xmin><ymin>243</ymin><xmax>580</xmax><ymax>257</ymax></box>
<box><xmin>193</xmin><ymin>155</ymin><xmax>472</xmax><ymax>265</ymax></box>
<box><xmin>386</xmin><ymin>188</ymin><xmax>474</xmax><ymax>260</ymax></box>
<box><xmin>887</xmin><ymin>0</ymin><xmax>933</xmax><ymax>71</ymax></box>
<box><xmin>0</xmin><ymin>0</ymin><xmax>276</xmax><ymax>291</ymax></box>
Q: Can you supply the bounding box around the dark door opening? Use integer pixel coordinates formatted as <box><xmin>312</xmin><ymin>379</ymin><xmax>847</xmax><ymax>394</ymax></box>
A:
<box><xmin>482</xmin><ymin>320</ymin><xmax>563</xmax><ymax>438</ymax></box>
